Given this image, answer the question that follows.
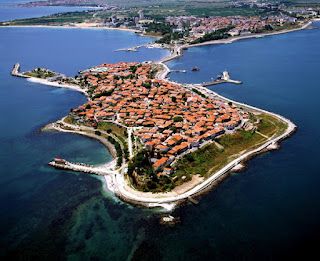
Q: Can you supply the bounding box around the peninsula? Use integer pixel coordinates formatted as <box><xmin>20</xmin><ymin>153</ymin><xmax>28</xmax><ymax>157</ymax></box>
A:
<box><xmin>11</xmin><ymin>38</ymin><xmax>296</xmax><ymax>209</ymax></box>
<box><xmin>9</xmin><ymin>1</ymin><xmax>316</xmax><ymax>209</ymax></box>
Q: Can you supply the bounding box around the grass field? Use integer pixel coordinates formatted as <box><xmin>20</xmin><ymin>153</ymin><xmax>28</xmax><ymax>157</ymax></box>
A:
<box><xmin>173</xmin><ymin>113</ymin><xmax>288</xmax><ymax>182</ymax></box>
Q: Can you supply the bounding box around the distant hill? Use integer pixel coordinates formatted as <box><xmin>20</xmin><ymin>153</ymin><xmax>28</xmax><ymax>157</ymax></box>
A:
<box><xmin>15</xmin><ymin>0</ymin><xmax>233</xmax><ymax>8</ymax></box>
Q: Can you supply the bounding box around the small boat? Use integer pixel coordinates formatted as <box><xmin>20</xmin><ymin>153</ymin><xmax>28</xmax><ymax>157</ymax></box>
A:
<box><xmin>191</xmin><ymin>67</ymin><xmax>200</xmax><ymax>71</ymax></box>
<box><xmin>160</xmin><ymin>215</ymin><xmax>180</xmax><ymax>225</ymax></box>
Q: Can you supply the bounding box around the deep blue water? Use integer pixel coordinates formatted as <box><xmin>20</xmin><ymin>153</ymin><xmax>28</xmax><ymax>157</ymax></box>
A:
<box><xmin>0</xmin><ymin>7</ymin><xmax>100</xmax><ymax>22</ymax></box>
<box><xmin>0</xmin><ymin>27</ymin><xmax>169</xmax><ymax>260</ymax></box>
<box><xmin>0</xmin><ymin>0</ymin><xmax>100</xmax><ymax>22</ymax></box>
<box><xmin>0</xmin><ymin>0</ymin><xmax>43</xmax><ymax>5</ymax></box>
<box><xmin>1</xmin><ymin>21</ymin><xmax>320</xmax><ymax>260</ymax></box>
<box><xmin>165</xmin><ymin>24</ymin><xmax>320</xmax><ymax>259</ymax></box>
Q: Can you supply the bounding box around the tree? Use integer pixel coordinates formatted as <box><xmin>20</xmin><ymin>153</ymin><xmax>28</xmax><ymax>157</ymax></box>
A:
<box><xmin>173</xmin><ymin>116</ymin><xmax>183</xmax><ymax>122</ymax></box>
<box><xmin>172</xmin><ymin>96</ymin><xmax>177</xmax><ymax>102</ymax></box>
<box><xmin>95</xmin><ymin>130</ymin><xmax>101</xmax><ymax>136</ymax></box>
<box><xmin>117</xmin><ymin>156</ymin><xmax>123</xmax><ymax>166</ymax></box>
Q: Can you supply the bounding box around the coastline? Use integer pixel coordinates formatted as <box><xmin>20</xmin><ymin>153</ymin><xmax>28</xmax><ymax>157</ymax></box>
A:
<box><xmin>25</xmin><ymin>21</ymin><xmax>302</xmax><ymax>210</ymax></box>
<box><xmin>1</xmin><ymin>24</ymin><xmax>141</xmax><ymax>33</ymax></box>
<box><xmin>187</xmin><ymin>21</ymin><xmax>313</xmax><ymax>48</ymax></box>
<box><xmin>42</xmin><ymin>121</ymin><xmax>117</xmax><ymax>158</ymax></box>
<box><xmin>158</xmin><ymin>20</ymin><xmax>313</xmax><ymax>65</ymax></box>
<box><xmin>27</xmin><ymin>77</ymin><xmax>88</xmax><ymax>96</ymax></box>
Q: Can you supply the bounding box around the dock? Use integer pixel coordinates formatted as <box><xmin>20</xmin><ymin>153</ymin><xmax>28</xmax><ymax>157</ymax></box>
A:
<box><xmin>171</xmin><ymin>70</ymin><xmax>186</xmax><ymax>73</ymax></box>
<box><xmin>10</xmin><ymin>63</ymin><xmax>30</xmax><ymax>78</ymax></box>
<box><xmin>202</xmin><ymin>71</ymin><xmax>242</xmax><ymax>87</ymax></box>
<box><xmin>48</xmin><ymin>158</ymin><xmax>114</xmax><ymax>176</ymax></box>
<box><xmin>116</xmin><ymin>43</ymin><xmax>145</xmax><ymax>52</ymax></box>
<box><xmin>188</xmin><ymin>196</ymin><xmax>199</xmax><ymax>205</ymax></box>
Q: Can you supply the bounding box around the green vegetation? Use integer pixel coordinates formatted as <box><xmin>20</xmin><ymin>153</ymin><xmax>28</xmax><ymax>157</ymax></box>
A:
<box><xmin>127</xmin><ymin>150</ymin><xmax>175</xmax><ymax>192</ymax></box>
<box><xmin>272</xmin><ymin>23</ymin><xmax>302</xmax><ymax>31</ymax></box>
<box><xmin>192</xmin><ymin>88</ymin><xmax>207</xmax><ymax>98</ymax></box>
<box><xmin>173</xmin><ymin>113</ymin><xmax>288</xmax><ymax>179</ymax></box>
<box><xmin>0</xmin><ymin>1</ymin><xmax>288</xmax><ymax>28</ymax></box>
<box><xmin>257</xmin><ymin>114</ymin><xmax>288</xmax><ymax>137</ymax></box>
<box><xmin>98</xmin><ymin>122</ymin><xmax>127</xmax><ymax>141</ymax></box>
<box><xmin>184</xmin><ymin>6</ymin><xmax>271</xmax><ymax>17</ymax></box>
<box><xmin>97</xmin><ymin>122</ymin><xmax>129</xmax><ymax>160</ymax></box>
<box><xmin>107</xmin><ymin>136</ymin><xmax>123</xmax><ymax>166</ymax></box>
<box><xmin>144</xmin><ymin>22</ymin><xmax>184</xmax><ymax>44</ymax></box>
<box><xmin>24</xmin><ymin>68</ymin><xmax>58</xmax><ymax>79</ymax></box>
<box><xmin>1</xmin><ymin>11</ymin><xmax>96</xmax><ymax>26</ymax></box>
<box><xmin>145</xmin><ymin>22</ymin><xmax>174</xmax><ymax>35</ymax></box>
<box><xmin>64</xmin><ymin>115</ymin><xmax>77</xmax><ymax>125</ymax></box>
<box><xmin>92</xmin><ymin>88</ymin><xmax>114</xmax><ymax>99</ymax></box>
<box><xmin>173</xmin><ymin>116</ymin><xmax>183</xmax><ymax>122</ymax></box>
<box><xmin>191</xmin><ymin>26</ymin><xmax>233</xmax><ymax>44</ymax></box>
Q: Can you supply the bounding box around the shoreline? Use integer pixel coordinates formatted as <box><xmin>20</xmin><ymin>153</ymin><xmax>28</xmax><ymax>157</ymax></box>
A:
<box><xmin>27</xmin><ymin>77</ymin><xmax>88</xmax><ymax>96</ymax></box>
<box><xmin>187</xmin><ymin>21</ymin><xmax>313</xmax><ymax>48</ymax></box>
<box><xmin>158</xmin><ymin>20</ymin><xmax>314</xmax><ymax>65</ymax></box>
<box><xmin>42</xmin><ymin>121</ymin><xmax>117</xmax><ymax>158</ymax></box>
<box><xmin>24</xmin><ymin>21</ymin><xmax>302</xmax><ymax>210</ymax></box>
<box><xmin>1</xmin><ymin>24</ymin><xmax>141</xmax><ymax>33</ymax></box>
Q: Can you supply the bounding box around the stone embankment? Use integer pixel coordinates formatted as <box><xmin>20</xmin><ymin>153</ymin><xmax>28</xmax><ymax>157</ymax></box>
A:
<box><xmin>48</xmin><ymin>160</ymin><xmax>110</xmax><ymax>176</ymax></box>
<box><xmin>10</xmin><ymin>63</ymin><xmax>30</xmax><ymax>78</ymax></box>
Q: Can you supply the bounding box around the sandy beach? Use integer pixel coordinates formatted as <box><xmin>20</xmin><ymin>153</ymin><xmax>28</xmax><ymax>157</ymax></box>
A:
<box><xmin>4</xmin><ymin>23</ymin><xmax>141</xmax><ymax>33</ymax></box>
<box><xmin>27</xmin><ymin>77</ymin><xmax>88</xmax><ymax>96</ymax></box>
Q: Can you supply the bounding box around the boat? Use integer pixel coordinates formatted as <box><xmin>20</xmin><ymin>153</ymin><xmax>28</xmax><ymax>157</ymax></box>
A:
<box><xmin>160</xmin><ymin>215</ymin><xmax>180</xmax><ymax>225</ymax></box>
<box><xmin>191</xmin><ymin>67</ymin><xmax>200</xmax><ymax>71</ymax></box>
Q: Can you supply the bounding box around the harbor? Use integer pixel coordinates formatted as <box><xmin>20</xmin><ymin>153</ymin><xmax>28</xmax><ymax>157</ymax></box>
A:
<box><xmin>202</xmin><ymin>71</ymin><xmax>242</xmax><ymax>86</ymax></box>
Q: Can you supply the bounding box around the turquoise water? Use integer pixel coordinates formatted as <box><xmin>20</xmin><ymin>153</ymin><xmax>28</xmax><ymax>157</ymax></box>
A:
<box><xmin>1</xmin><ymin>22</ymin><xmax>320</xmax><ymax>260</ymax></box>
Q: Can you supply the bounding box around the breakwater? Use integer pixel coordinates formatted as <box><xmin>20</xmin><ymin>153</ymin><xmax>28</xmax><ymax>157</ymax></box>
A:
<box><xmin>48</xmin><ymin>159</ymin><xmax>114</xmax><ymax>176</ymax></box>
<box><xmin>10</xmin><ymin>63</ymin><xmax>30</xmax><ymax>78</ymax></box>
<box><xmin>202</xmin><ymin>71</ymin><xmax>242</xmax><ymax>86</ymax></box>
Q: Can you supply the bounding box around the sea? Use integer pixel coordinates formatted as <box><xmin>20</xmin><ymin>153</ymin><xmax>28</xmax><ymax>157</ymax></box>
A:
<box><xmin>0</xmin><ymin>0</ymin><xmax>101</xmax><ymax>22</ymax></box>
<box><xmin>1</xmin><ymin>5</ymin><xmax>320</xmax><ymax>260</ymax></box>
